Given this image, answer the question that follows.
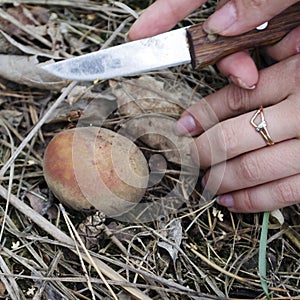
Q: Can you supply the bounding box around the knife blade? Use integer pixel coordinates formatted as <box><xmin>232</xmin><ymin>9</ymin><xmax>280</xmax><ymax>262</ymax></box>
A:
<box><xmin>43</xmin><ymin>3</ymin><xmax>300</xmax><ymax>81</ymax></box>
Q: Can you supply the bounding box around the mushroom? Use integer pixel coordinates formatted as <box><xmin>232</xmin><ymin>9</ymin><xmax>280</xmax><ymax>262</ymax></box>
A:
<box><xmin>43</xmin><ymin>127</ymin><xmax>149</xmax><ymax>217</ymax></box>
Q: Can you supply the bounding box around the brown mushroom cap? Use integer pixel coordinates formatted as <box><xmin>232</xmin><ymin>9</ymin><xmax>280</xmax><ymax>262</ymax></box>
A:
<box><xmin>43</xmin><ymin>127</ymin><xmax>149</xmax><ymax>217</ymax></box>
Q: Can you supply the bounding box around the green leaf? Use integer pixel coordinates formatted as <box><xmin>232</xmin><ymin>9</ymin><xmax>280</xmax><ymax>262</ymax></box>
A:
<box><xmin>259</xmin><ymin>211</ymin><xmax>271</xmax><ymax>300</ymax></box>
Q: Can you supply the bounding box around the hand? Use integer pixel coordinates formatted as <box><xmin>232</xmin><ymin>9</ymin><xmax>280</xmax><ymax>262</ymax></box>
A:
<box><xmin>176</xmin><ymin>55</ymin><xmax>300</xmax><ymax>213</ymax></box>
<box><xmin>128</xmin><ymin>0</ymin><xmax>300</xmax><ymax>213</ymax></box>
<box><xmin>128</xmin><ymin>0</ymin><xmax>300</xmax><ymax>89</ymax></box>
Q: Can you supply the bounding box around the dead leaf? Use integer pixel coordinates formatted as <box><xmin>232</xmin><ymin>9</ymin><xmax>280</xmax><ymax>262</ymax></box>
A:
<box><xmin>119</xmin><ymin>114</ymin><xmax>194</xmax><ymax>167</ymax></box>
<box><xmin>271</xmin><ymin>209</ymin><xmax>285</xmax><ymax>225</ymax></box>
<box><xmin>158</xmin><ymin>219</ymin><xmax>183</xmax><ymax>263</ymax></box>
<box><xmin>0</xmin><ymin>30</ymin><xmax>23</xmax><ymax>55</ymax></box>
<box><xmin>0</xmin><ymin>6</ymin><xmax>49</xmax><ymax>39</ymax></box>
<box><xmin>0</xmin><ymin>29</ymin><xmax>60</xmax><ymax>58</ymax></box>
<box><xmin>26</xmin><ymin>190</ymin><xmax>58</xmax><ymax>220</ymax></box>
<box><xmin>44</xmin><ymin>86</ymin><xmax>117</xmax><ymax>126</ymax></box>
<box><xmin>0</xmin><ymin>280</ymin><xmax>6</xmax><ymax>297</ymax></box>
<box><xmin>0</xmin><ymin>110</ymin><xmax>23</xmax><ymax>128</ymax></box>
<box><xmin>113</xmin><ymin>76</ymin><xmax>198</xmax><ymax>167</ymax></box>
<box><xmin>0</xmin><ymin>55</ymin><xmax>66</xmax><ymax>90</ymax></box>
<box><xmin>0</xmin><ymin>7</ymin><xmax>33</xmax><ymax>37</ymax></box>
<box><xmin>112</xmin><ymin>75</ymin><xmax>194</xmax><ymax>116</ymax></box>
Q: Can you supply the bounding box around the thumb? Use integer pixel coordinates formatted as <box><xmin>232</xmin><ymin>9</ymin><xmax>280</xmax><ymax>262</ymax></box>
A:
<box><xmin>203</xmin><ymin>0</ymin><xmax>299</xmax><ymax>36</ymax></box>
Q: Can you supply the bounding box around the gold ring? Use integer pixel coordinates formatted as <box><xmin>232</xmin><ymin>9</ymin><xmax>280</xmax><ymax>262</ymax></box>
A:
<box><xmin>250</xmin><ymin>106</ymin><xmax>274</xmax><ymax>146</ymax></box>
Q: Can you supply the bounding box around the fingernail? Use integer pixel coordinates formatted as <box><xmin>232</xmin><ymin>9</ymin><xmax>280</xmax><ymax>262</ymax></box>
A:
<box><xmin>125</xmin><ymin>32</ymin><xmax>131</xmax><ymax>42</ymax></box>
<box><xmin>229</xmin><ymin>75</ymin><xmax>256</xmax><ymax>90</ymax></box>
<box><xmin>216</xmin><ymin>194</ymin><xmax>234</xmax><ymax>208</ymax></box>
<box><xmin>175</xmin><ymin>114</ymin><xmax>196</xmax><ymax>135</ymax></box>
<box><xmin>203</xmin><ymin>2</ymin><xmax>237</xmax><ymax>34</ymax></box>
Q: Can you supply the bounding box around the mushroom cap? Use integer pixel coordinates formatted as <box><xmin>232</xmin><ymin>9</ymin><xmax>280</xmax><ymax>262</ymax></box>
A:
<box><xmin>43</xmin><ymin>127</ymin><xmax>149</xmax><ymax>217</ymax></box>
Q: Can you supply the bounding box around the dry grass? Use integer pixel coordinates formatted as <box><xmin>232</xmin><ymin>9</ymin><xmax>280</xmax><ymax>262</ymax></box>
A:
<box><xmin>0</xmin><ymin>1</ymin><xmax>299</xmax><ymax>299</ymax></box>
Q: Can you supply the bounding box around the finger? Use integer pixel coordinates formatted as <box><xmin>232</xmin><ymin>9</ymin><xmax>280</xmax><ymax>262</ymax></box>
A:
<box><xmin>216</xmin><ymin>51</ymin><xmax>258</xmax><ymax>89</ymax></box>
<box><xmin>128</xmin><ymin>0</ymin><xmax>205</xmax><ymax>40</ymax></box>
<box><xmin>203</xmin><ymin>0</ymin><xmax>299</xmax><ymax>36</ymax></box>
<box><xmin>216</xmin><ymin>173</ymin><xmax>300</xmax><ymax>213</ymax></box>
<box><xmin>266</xmin><ymin>26</ymin><xmax>300</xmax><ymax>61</ymax></box>
<box><xmin>176</xmin><ymin>55</ymin><xmax>300</xmax><ymax>136</ymax></box>
<box><xmin>191</xmin><ymin>99</ymin><xmax>299</xmax><ymax>168</ymax></box>
<box><xmin>203</xmin><ymin>139</ymin><xmax>300</xmax><ymax>195</ymax></box>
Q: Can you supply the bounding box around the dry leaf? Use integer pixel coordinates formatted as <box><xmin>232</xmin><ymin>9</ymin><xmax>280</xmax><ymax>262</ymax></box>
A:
<box><xmin>0</xmin><ymin>280</ymin><xmax>6</xmax><ymax>297</ymax></box>
<box><xmin>0</xmin><ymin>6</ymin><xmax>49</xmax><ymax>39</ymax></box>
<box><xmin>0</xmin><ymin>29</ymin><xmax>60</xmax><ymax>58</ymax></box>
<box><xmin>158</xmin><ymin>219</ymin><xmax>183</xmax><ymax>263</ymax></box>
<box><xmin>112</xmin><ymin>75</ymin><xmax>197</xmax><ymax>116</ymax></box>
<box><xmin>44</xmin><ymin>86</ymin><xmax>117</xmax><ymax>126</ymax></box>
<box><xmin>111</xmin><ymin>76</ymin><xmax>185</xmax><ymax>116</ymax></box>
<box><xmin>0</xmin><ymin>109</ymin><xmax>23</xmax><ymax>127</ymax></box>
<box><xmin>0</xmin><ymin>55</ymin><xmax>66</xmax><ymax>90</ymax></box>
<box><xmin>119</xmin><ymin>114</ymin><xmax>194</xmax><ymax>167</ymax></box>
<box><xmin>26</xmin><ymin>190</ymin><xmax>57</xmax><ymax>220</ymax></box>
<box><xmin>0</xmin><ymin>30</ymin><xmax>23</xmax><ymax>55</ymax></box>
<box><xmin>271</xmin><ymin>209</ymin><xmax>285</xmax><ymax>225</ymax></box>
<box><xmin>113</xmin><ymin>76</ymin><xmax>198</xmax><ymax>167</ymax></box>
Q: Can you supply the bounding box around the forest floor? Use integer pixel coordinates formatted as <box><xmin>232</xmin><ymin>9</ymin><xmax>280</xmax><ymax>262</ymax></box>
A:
<box><xmin>0</xmin><ymin>1</ymin><xmax>299</xmax><ymax>299</ymax></box>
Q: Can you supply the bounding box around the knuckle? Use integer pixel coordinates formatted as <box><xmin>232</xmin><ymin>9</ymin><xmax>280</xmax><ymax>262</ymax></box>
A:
<box><xmin>271</xmin><ymin>181</ymin><xmax>299</xmax><ymax>205</ymax></box>
<box><xmin>235</xmin><ymin>0</ymin><xmax>268</xmax><ymax>12</ymax></box>
<box><xmin>224</xmin><ymin>86</ymin><xmax>250</xmax><ymax>114</ymax></box>
<box><xmin>238</xmin><ymin>189</ymin><xmax>257</xmax><ymax>212</ymax></box>
<box><xmin>221</xmin><ymin>122</ymin><xmax>239</xmax><ymax>156</ymax></box>
<box><xmin>247</xmin><ymin>0</ymin><xmax>265</xmax><ymax>9</ymax></box>
<box><xmin>209</xmin><ymin>123</ymin><xmax>238</xmax><ymax>164</ymax></box>
<box><xmin>234</xmin><ymin>0</ymin><xmax>274</xmax><ymax>22</ymax></box>
<box><xmin>238</xmin><ymin>154</ymin><xmax>261</xmax><ymax>183</ymax></box>
<box><xmin>290</xmin><ymin>102</ymin><xmax>300</xmax><ymax>137</ymax></box>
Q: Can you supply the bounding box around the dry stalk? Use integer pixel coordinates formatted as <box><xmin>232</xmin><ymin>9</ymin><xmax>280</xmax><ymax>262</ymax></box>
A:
<box><xmin>0</xmin><ymin>8</ymin><xmax>52</xmax><ymax>48</ymax></box>
<box><xmin>144</xmin><ymin>224</ymin><xmax>225</xmax><ymax>297</ymax></box>
<box><xmin>187</xmin><ymin>243</ymin><xmax>290</xmax><ymax>294</ymax></box>
<box><xmin>0</xmin><ymin>185</ymin><xmax>152</xmax><ymax>300</ymax></box>
<box><xmin>0</xmin><ymin>255</ymin><xmax>25</xmax><ymax>299</ymax></box>
<box><xmin>0</xmin><ymin>119</ymin><xmax>14</xmax><ymax>243</ymax></box>
<box><xmin>60</xmin><ymin>205</ymin><xmax>97</xmax><ymax>300</ymax></box>
<box><xmin>60</xmin><ymin>204</ymin><xmax>116</xmax><ymax>300</ymax></box>
<box><xmin>0</xmin><ymin>1</ymin><xmax>298</xmax><ymax>298</ymax></box>
<box><xmin>0</xmin><ymin>81</ymin><xmax>78</xmax><ymax>179</ymax></box>
<box><xmin>0</xmin><ymin>0</ymin><xmax>109</xmax><ymax>11</ymax></box>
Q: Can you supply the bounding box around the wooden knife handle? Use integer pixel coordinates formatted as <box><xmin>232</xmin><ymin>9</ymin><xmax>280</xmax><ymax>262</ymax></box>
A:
<box><xmin>187</xmin><ymin>2</ymin><xmax>300</xmax><ymax>69</ymax></box>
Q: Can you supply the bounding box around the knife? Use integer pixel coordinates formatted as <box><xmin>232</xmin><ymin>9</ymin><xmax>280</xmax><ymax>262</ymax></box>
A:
<box><xmin>43</xmin><ymin>3</ymin><xmax>300</xmax><ymax>81</ymax></box>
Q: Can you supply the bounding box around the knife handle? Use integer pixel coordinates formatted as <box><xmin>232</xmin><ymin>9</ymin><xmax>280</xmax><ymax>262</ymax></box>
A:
<box><xmin>187</xmin><ymin>2</ymin><xmax>300</xmax><ymax>69</ymax></box>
